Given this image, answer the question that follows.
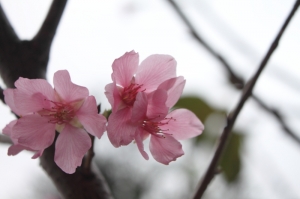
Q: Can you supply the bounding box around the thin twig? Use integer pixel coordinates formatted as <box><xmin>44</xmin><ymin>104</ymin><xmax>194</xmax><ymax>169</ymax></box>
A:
<box><xmin>193</xmin><ymin>1</ymin><xmax>300</xmax><ymax>198</ymax></box>
<box><xmin>252</xmin><ymin>95</ymin><xmax>300</xmax><ymax>144</ymax></box>
<box><xmin>84</xmin><ymin>135</ymin><xmax>95</xmax><ymax>173</ymax></box>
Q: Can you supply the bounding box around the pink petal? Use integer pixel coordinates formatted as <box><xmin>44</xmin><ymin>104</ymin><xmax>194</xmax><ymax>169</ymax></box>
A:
<box><xmin>54</xmin><ymin>124</ymin><xmax>91</xmax><ymax>174</ymax></box>
<box><xmin>158</xmin><ymin>76</ymin><xmax>186</xmax><ymax>108</ymax></box>
<box><xmin>165</xmin><ymin>109</ymin><xmax>204</xmax><ymax>140</ymax></box>
<box><xmin>135</xmin><ymin>128</ymin><xmax>149</xmax><ymax>160</ymax></box>
<box><xmin>7</xmin><ymin>144</ymin><xmax>44</xmax><ymax>159</ymax></box>
<box><xmin>149</xmin><ymin>134</ymin><xmax>184</xmax><ymax>165</ymax></box>
<box><xmin>3</xmin><ymin>89</ymin><xmax>19</xmax><ymax>115</ymax></box>
<box><xmin>113</xmin><ymin>85</ymin><xmax>125</xmax><ymax>112</ymax></box>
<box><xmin>13</xmin><ymin>114</ymin><xmax>56</xmax><ymax>150</ymax></box>
<box><xmin>104</xmin><ymin>83</ymin><xmax>115</xmax><ymax>107</ymax></box>
<box><xmin>53</xmin><ymin>70</ymin><xmax>89</xmax><ymax>102</ymax></box>
<box><xmin>14</xmin><ymin>92</ymin><xmax>52</xmax><ymax>115</ymax></box>
<box><xmin>3</xmin><ymin>120</ymin><xmax>17</xmax><ymax>137</ymax></box>
<box><xmin>76</xmin><ymin>96</ymin><xmax>107</xmax><ymax>138</ymax></box>
<box><xmin>107</xmin><ymin>108</ymin><xmax>136</xmax><ymax>147</ymax></box>
<box><xmin>14</xmin><ymin>77</ymin><xmax>54</xmax><ymax>100</ymax></box>
<box><xmin>7</xmin><ymin>144</ymin><xmax>27</xmax><ymax>156</ymax></box>
<box><xmin>135</xmin><ymin>54</ymin><xmax>176</xmax><ymax>92</ymax></box>
<box><xmin>31</xmin><ymin>149</ymin><xmax>44</xmax><ymax>159</ymax></box>
<box><xmin>131</xmin><ymin>92</ymin><xmax>147</xmax><ymax>123</ymax></box>
<box><xmin>146</xmin><ymin>89</ymin><xmax>169</xmax><ymax>121</ymax></box>
<box><xmin>112</xmin><ymin>51</ymin><xmax>139</xmax><ymax>87</ymax></box>
<box><xmin>5</xmin><ymin>89</ymin><xmax>49</xmax><ymax>116</ymax></box>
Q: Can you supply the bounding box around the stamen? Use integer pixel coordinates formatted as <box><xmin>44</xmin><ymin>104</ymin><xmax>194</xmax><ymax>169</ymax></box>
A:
<box><xmin>40</xmin><ymin>100</ymin><xmax>75</xmax><ymax>124</ymax></box>
<box><xmin>121</xmin><ymin>83</ymin><xmax>144</xmax><ymax>106</ymax></box>
<box><xmin>141</xmin><ymin>117</ymin><xmax>176</xmax><ymax>138</ymax></box>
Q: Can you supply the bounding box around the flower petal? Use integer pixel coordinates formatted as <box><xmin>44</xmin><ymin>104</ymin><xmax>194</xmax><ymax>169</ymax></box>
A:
<box><xmin>158</xmin><ymin>76</ymin><xmax>186</xmax><ymax>108</ymax></box>
<box><xmin>4</xmin><ymin>88</ymin><xmax>51</xmax><ymax>116</ymax></box>
<box><xmin>14</xmin><ymin>77</ymin><xmax>54</xmax><ymax>100</ymax></box>
<box><xmin>135</xmin><ymin>54</ymin><xmax>176</xmax><ymax>92</ymax></box>
<box><xmin>112</xmin><ymin>51</ymin><xmax>139</xmax><ymax>87</ymax></box>
<box><xmin>3</xmin><ymin>89</ymin><xmax>19</xmax><ymax>115</ymax></box>
<box><xmin>135</xmin><ymin>128</ymin><xmax>149</xmax><ymax>160</ymax></box>
<box><xmin>146</xmin><ymin>89</ymin><xmax>169</xmax><ymax>121</ymax></box>
<box><xmin>165</xmin><ymin>109</ymin><xmax>204</xmax><ymax>140</ymax></box>
<box><xmin>131</xmin><ymin>92</ymin><xmax>147</xmax><ymax>123</ymax></box>
<box><xmin>31</xmin><ymin>149</ymin><xmax>44</xmax><ymax>159</ymax></box>
<box><xmin>107</xmin><ymin>108</ymin><xmax>136</xmax><ymax>147</ymax></box>
<box><xmin>12</xmin><ymin>114</ymin><xmax>55</xmax><ymax>150</ymax></box>
<box><xmin>149</xmin><ymin>134</ymin><xmax>184</xmax><ymax>165</ymax></box>
<box><xmin>7</xmin><ymin>144</ymin><xmax>27</xmax><ymax>156</ymax></box>
<box><xmin>76</xmin><ymin>96</ymin><xmax>107</xmax><ymax>138</ymax></box>
<box><xmin>3</xmin><ymin>120</ymin><xmax>17</xmax><ymax>137</ymax></box>
<box><xmin>104</xmin><ymin>83</ymin><xmax>115</xmax><ymax>107</ymax></box>
<box><xmin>15</xmin><ymin>92</ymin><xmax>52</xmax><ymax>115</ymax></box>
<box><xmin>53</xmin><ymin>70</ymin><xmax>89</xmax><ymax>102</ymax></box>
<box><xmin>54</xmin><ymin>124</ymin><xmax>91</xmax><ymax>174</ymax></box>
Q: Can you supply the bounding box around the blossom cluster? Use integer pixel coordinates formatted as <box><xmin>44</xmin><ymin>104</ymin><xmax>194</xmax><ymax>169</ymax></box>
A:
<box><xmin>105</xmin><ymin>51</ymin><xmax>204</xmax><ymax>164</ymax></box>
<box><xmin>2</xmin><ymin>51</ymin><xmax>204</xmax><ymax>174</ymax></box>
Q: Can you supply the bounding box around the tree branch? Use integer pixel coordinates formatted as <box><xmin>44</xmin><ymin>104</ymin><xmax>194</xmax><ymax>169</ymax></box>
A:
<box><xmin>0</xmin><ymin>86</ymin><xmax>4</xmax><ymax>104</ymax></box>
<box><xmin>193</xmin><ymin>1</ymin><xmax>300</xmax><ymax>198</ymax></box>
<box><xmin>40</xmin><ymin>134</ymin><xmax>113</xmax><ymax>199</ymax></box>
<box><xmin>0</xmin><ymin>134</ymin><xmax>12</xmax><ymax>144</ymax></box>
<box><xmin>167</xmin><ymin>0</ymin><xmax>300</xmax><ymax>146</ymax></box>
<box><xmin>32</xmin><ymin>0</ymin><xmax>67</xmax><ymax>57</ymax></box>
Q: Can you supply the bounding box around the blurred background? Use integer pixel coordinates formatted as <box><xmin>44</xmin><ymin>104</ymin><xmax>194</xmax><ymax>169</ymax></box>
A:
<box><xmin>0</xmin><ymin>0</ymin><xmax>300</xmax><ymax>198</ymax></box>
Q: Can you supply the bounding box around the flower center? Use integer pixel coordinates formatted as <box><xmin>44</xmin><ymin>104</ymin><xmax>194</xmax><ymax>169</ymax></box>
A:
<box><xmin>40</xmin><ymin>100</ymin><xmax>76</xmax><ymax>125</ymax></box>
<box><xmin>121</xmin><ymin>83</ymin><xmax>144</xmax><ymax>106</ymax></box>
<box><xmin>141</xmin><ymin>116</ymin><xmax>176</xmax><ymax>138</ymax></box>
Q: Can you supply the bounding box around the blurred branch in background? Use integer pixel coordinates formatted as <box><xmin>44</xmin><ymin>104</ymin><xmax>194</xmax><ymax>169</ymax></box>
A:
<box><xmin>192</xmin><ymin>0</ymin><xmax>300</xmax><ymax>198</ymax></box>
<box><xmin>167</xmin><ymin>0</ymin><xmax>300</xmax><ymax>146</ymax></box>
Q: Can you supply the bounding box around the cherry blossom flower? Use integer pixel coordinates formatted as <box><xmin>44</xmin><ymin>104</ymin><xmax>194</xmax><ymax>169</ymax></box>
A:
<box><xmin>3</xmin><ymin>70</ymin><xmax>107</xmax><ymax>174</ymax></box>
<box><xmin>108</xmin><ymin>76</ymin><xmax>204</xmax><ymax>164</ymax></box>
<box><xmin>105</xmin><ymin>51</ymin><xmax>177</xmax><ymax>147</ymax></box>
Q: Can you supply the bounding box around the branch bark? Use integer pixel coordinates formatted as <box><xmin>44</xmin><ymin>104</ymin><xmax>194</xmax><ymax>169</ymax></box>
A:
<box><xmin>0</xmin><ymin>1</ymin><xmax>113</xmax><ymax>198</ymax></box>
<box><xmin>192</xmin><ymin>1</ymin><xmax>300</xmax><ymax>198</ymax></box>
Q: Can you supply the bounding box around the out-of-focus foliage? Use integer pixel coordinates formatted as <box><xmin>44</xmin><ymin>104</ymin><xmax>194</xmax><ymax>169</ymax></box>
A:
<box><xmin>220</xmin><ymin>132</ymin><xmax>243</xmax><ymax>182</ymax></box>
<box><xmin>175</xmin><ymin>96</ymin><xmax>244</xmax><ymax>183</ymax></box>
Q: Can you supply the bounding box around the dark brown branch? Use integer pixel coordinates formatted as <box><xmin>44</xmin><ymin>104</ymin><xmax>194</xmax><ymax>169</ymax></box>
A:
<box><xmin>32</xmin><ymin>0</ymin><xmax>67</xmax><ymax>56</ymax></box>
<box><xmin>0</xmin><ymin>4</ymin><xmax>19</xmax><ymax>43</ymax></box>
<box><xmin>0</xmin><ymin>86</ymin><xmax>4</xmax><ymax>104</ymax></box>
<box><xmin>84</xmin><ymin>135</ymin><xmax>96</xmax><ymax>173</ymax></box>
<box><xmin>0</xmin><ymin>134</ymin><xmax>12</xmax><ymax>144</ymax></box>
<box><xmin>40</xmin><ymin>134</ymin><xmax>113</xmax><ymax>199</ymax></box>
<box><xmin>0</xmin><ymin>0</ymin><xmax>67</xmax><ymax>87</ymax></box>
<box><xmin>193</xmin><ymin>1</ymin><xmax>300</xmax><ymax>198</ymax></box>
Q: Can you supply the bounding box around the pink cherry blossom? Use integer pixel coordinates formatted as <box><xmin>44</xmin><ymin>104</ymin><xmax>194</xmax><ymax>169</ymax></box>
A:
<box><xmin>105</xmin><ymin>51</ymin><xmax>177</xmax><ymax>147</ymax></box>
<box><xmin>108</xmin><ymin>76</ymin><xmax>204</xmax><ymax>164</ymax></box>
<box><xmin>3</xmin><ymin>70</ymin><xmax>107</xmax><ymax>174</ymax></box>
